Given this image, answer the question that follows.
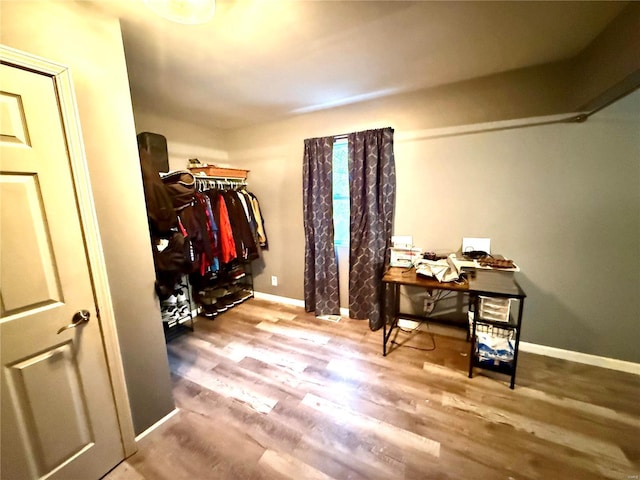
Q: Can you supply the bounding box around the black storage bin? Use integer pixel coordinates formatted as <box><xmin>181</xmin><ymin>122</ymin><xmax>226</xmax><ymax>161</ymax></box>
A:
<box><xmin>137</xmin><ymin>131</ymin><xmax>169</xmax><ymax>173</ymax></box>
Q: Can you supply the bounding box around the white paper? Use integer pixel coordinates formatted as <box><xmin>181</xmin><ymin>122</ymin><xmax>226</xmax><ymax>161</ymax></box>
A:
<box><xmin>415</xmin><ymin>254</ymin><xmax>463</xmax><ymax>282</ymax></box>
<box><xmin>462</xmin><ymin>237</ymin><xmax>491</xmax><ymax>254</ymax></box>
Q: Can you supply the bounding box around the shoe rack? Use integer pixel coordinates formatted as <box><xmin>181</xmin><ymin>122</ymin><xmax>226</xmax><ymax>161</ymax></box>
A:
<box><xmin>195</xmin><ymin>260</ymin><xmax>254</xmax><ymax>320</ymax></box>
<box><xmin>161</xmin><ymin>276</ymin><xmax>194</xmax><ymax>341</ymax></box>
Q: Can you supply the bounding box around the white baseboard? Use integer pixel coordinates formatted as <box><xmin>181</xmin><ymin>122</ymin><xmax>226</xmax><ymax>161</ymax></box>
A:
<box><xmin>134</xmin><ymin>408</ymin><xmax>180</xmax><ymax>442</ymax></box>
<box><xmin>253</xmin><ymin>292</ymin><xmax>640</xmax><ymax>376</ymax></box>
<box><xmin>253</xmin><ymin>291</ymin><xmax>305</xmax><ymax>308</ymax></box>
<box><xmin>519</xmin><ymin>342</ymin><xmax>639</xmax><ymax>376</ymax></box>
<box><xmin>252</xmin><ymin>292</ymin><xmax>350</xmax><ymax>319</ymax></box>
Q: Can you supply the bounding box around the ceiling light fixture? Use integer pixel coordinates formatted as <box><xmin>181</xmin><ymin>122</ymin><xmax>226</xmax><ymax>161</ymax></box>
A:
<box><xmin>144</xmin><ymin>0</ymin><xmax>215</xmax><ymax>25</ymax></box>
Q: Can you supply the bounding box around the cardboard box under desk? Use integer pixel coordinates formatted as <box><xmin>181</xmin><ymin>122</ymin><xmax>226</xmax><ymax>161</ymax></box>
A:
<box><xmin>188</xmin><ymin>166</ymin><xmax>249</xmax><ymax>179</ymax></box>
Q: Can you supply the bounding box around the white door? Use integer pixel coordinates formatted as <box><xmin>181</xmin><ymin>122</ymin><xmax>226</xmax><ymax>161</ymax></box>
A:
<box><xmin>1</xmin><ymin>55</ymin><xmax>125</xmax><ymax>478</ymax></box>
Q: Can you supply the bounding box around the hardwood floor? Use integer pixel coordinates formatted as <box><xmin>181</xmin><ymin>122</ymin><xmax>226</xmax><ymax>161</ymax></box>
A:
<box><xmin>104</xmin><ymin>298</ymin><xmax>640</xmax><ymax>480</ymax></box>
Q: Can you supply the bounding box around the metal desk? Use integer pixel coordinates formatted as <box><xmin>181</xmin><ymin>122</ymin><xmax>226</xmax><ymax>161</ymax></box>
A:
<box><xmin>381</xmin><ymin>267</ymin><xmax>526</xmax><ymax>388</ymax></box>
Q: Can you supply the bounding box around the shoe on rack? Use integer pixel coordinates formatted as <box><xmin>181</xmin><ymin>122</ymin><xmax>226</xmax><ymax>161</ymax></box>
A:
<box><xmin>207</xmin><ymin>287</ymin><xmax>228</xmax><ymax>299</ymax></box>
<box><xmin>160</xmin><ymin>295</ymin><xmax>178</xmax><ymax>322</ymax></box>
<box><xmin>219</xmin><ymin>295</ymin><xmax>236</xmax><ymax>310</ymax></box>
<box><xmin>198</xmin><ymin>289</ymin><xmax>215</xmax><ymax>305</ymax></box>
<box><xmin>228</xmin><ymin>288</ymin><xmax>252</xmax><ymax>305</ymax></box>
<box><xmin>160</xmin><ymin>294</ymin><xmax>177</xmax><ymax>310</ymax></box>
<box><xmin>228</xmin><ymin>266</ymin><xmax>246</xmax><ymax>281</ymax></box>
<box><xmin>236</xmin><ymin>288</ymin><xmax>253</xmax><ymax>304</ymax></box>
<box><xmin>214</xmin><ymin>301</ymin><xmax>228</xmax><ymax>314</ymax></box>
<box><xmin>175</xmin><ymin>289</ymin><xmax>190</xmax><ymax>318</ymax></box>
<box><xmin>201</xmin><ymin>303</ymin><xmax>218</xmax><ymax>318</ymax></box>
<box><xmin>161</xmin><ymin>305</ymin><xmax>179</xmax><ymax>327</ymax></box>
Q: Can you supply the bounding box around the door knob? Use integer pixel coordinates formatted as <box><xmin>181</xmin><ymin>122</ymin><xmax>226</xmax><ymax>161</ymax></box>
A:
<box><xmin>57</xmin><ymin>310</ymin><xmax>91</xmax><ymax>334</ymax></box>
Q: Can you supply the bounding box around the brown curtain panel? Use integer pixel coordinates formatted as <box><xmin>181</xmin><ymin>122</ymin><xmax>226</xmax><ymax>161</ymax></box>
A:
<box><xmin>348</xmin><ymin>127</ymin><xmax>396</xmax><ymax>330</ymax></box>
<box><xmin>302</xmin><ymin>136</ymin><xmax>340</xmax><ymax>316</ymax></box>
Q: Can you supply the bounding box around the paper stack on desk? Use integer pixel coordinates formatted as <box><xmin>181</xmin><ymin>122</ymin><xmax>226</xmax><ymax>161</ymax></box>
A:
<box><xmin>416</xmin><ymin>254</ymin><xmax>464</xmax><ymax>282</ymax></box>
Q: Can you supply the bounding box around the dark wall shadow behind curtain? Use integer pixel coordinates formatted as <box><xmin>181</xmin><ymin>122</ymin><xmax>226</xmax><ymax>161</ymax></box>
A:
<box><xmin>303</xmin><ymin>137</ymin><xmax>340</xmax><ymax>316</ymax></box>
<box><xmin>348</xmin><ymin>128</ymin><xmax>396</xmax><ymax>330</ymax></box>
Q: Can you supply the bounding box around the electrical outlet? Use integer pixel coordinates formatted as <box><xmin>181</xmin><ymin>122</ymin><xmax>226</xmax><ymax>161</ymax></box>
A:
<box><xmin>424</xmin><ymin>296</ymin><xmax>435</xmax><ymax>314</ymax></box>
<box><xmin>271</xmin><ymin>275</ymin><xmax>278</xmax><ymax>286</ymax></box>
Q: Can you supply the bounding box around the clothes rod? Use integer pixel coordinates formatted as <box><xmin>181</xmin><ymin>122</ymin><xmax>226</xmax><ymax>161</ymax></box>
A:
<box><xmin>194</xmin><ymin>176</ymin><xmax>246</xmax><ymax>182</ymax></box>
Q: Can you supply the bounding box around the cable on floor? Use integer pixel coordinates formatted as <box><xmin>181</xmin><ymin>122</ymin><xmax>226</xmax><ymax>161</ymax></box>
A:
<box><xmin>391</xmin><ymin>318</ymin><xmax>436</xmax><ymax>351</ymax></box>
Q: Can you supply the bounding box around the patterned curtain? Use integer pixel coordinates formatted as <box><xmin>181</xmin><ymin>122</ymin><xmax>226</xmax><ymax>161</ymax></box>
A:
<box><xmin>348</xmin><ymin>128</ymin><xmax>396</xmax><ymax>330</ymax></box>
<box><xmin>302</xmin><ymin>136</ymin><xmax>340</xmax><ymax>316</ymax></box>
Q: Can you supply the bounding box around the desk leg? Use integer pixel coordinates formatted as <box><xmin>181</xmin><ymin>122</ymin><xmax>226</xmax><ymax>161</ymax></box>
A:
<box><xmin>383</xmin><ymin>301</ymin><xmax>388</xmax><ymax>357</ymax></box>
<box><xmin>382</xmin><ymin>283</ymin><xmax>399</xmax><ymax>356</ymax></box>
<box><xmin>382</xmin><ymin>280</ymin><xmax>388</xmax><ymax>356</ymax></box>
<box><xmin>383</xmin><ymin>327</ymin><xmax>388</xmax><ymax>356</ymax></box>
<box><xmin>509</xmin><ymin>298</ymin><xmax>525</xmax><ymax>389</ymax></box>
<box><xmin>468</xmin><ymin>294</ymin><xmax>478</xmax><ymax>379</ymax></box>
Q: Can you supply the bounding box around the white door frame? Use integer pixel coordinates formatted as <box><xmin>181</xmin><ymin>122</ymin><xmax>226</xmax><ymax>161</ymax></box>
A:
<box><xmin>0</xmin><ymin>44</ymin><xmax>136</xmax><ymax>457</ymax></box>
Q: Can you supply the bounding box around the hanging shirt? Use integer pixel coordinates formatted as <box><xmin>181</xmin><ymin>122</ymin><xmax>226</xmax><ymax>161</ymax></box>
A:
<box><xmin>248</xmin><ymin>191</ymin><xmax>268</xmax><ymax>249</ymax></box>
<box><xmin>216</xmin><ymin>192</ymin><xmax>237</xmax><ymax>264</ymax></box>
<box><xmin>222</xmin><ymin>190</ymin><xmax>258</xmax><ymax>261</ymax></box>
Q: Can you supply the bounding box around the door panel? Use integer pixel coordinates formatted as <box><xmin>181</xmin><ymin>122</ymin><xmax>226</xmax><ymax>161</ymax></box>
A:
<box><xmin>1</xmin><ymin>173</ymin><xmax>62</xmax><ymax>314</ymax></box>
<box><xmin>5</xmin><ymin>343</ymin><xmax>93</xmax><ymax>476</ymax></box>
<box><xmin>0</xmin><ymin>90</ymin><xmax>31</xmax><ymax>146</ymax></box>
<box><xmin>1</xmin><ymin>59</ymin><xmax>124</xmax><ymax>479</ymax></box>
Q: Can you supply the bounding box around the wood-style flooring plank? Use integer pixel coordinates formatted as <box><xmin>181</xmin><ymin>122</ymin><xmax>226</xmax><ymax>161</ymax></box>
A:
<box><xmin>104</xmin><ymin>298</ymin><xmax>640</xmax><ymax>480</ymax></box>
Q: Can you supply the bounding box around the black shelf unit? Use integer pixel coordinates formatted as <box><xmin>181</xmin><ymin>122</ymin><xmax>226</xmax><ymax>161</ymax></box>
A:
<box><xmin>467</xmin><ymin>291</ymin><xmax>525</xmax><ymax>389</ymax></box>
<box><xmin>193</xmin><ymin>260</ymin><xmax>254</xmax><ymax>319</ymax></box>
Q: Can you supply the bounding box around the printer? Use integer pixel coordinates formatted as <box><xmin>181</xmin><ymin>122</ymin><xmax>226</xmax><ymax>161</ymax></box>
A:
<box><xmin>389</xmin><ymin>236</ymin><xmax>421</xmax><ymax>268</ymax></box>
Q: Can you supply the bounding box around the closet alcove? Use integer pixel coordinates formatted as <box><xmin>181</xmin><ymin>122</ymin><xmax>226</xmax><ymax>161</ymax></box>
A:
<box><xmin>138</xmin><ymin>135</ymin><xmax>267</xmax><ymax>341</ymax></box>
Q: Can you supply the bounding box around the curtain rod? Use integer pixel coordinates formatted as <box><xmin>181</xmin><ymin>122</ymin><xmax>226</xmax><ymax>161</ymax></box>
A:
<box><xmin>572</xmin><ymin>84</ymin><xmax>640</xmax><ymax>123</ymax></box>
<box><xmin>332</xmin><ymin>126</ymin><xmax>394</xmax><ymax>140</ymax></box>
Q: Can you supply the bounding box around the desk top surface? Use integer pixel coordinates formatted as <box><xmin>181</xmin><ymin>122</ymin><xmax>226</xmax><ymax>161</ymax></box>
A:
<box><xmin>382</xmin><ymin>267</ymin><xmax>469</xmax><ymax>291</ymax></box>
<box><xmin>382</xmin><ymin>267</ymin><xmax>526</xmax><ymax>298</ymax></box>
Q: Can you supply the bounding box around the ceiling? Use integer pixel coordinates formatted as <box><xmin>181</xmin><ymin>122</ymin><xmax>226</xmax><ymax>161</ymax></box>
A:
<box><xmin>95</xmin><ymin>1</ymin><xmax>629</xmax><ymax>130</ymax></box>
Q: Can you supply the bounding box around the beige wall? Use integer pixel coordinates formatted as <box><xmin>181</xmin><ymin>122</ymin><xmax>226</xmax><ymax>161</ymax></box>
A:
<box><xmin>1</xmin><ymin>1</ymin><xmax>175</xmax><ymax>434</ymax></box>
<box><xmin>571</xmin><ymin>2</ymin><xmax>640</xmax><ymax>111</ymax></box>
<box><xmin>218</xmin><ymin>72</ymin><xmax>581</xmax><ymax>297</ymax></box>
<box><xmin>133</xmin><ymin>110</ymin><xmax>228</xmax><ymax>171</ymax></box>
